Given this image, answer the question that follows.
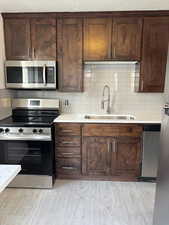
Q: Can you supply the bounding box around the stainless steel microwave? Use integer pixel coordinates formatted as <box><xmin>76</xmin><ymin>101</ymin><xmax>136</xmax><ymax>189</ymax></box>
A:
<box><xmin>5</xmin><ymin>61</ymin><xmax>57</xmax><ymax>89</ymax></box>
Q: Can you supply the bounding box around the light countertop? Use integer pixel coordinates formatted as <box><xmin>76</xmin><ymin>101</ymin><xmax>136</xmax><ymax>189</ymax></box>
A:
<box><xmin>54</xmin><ymin>113</ymin><xmax>161</xmax><ymax>124</ymax></box>
<box><xmin>0</xmin><ymin>165</ymin><xmax>21</xmax><ymax>193</ymax></box>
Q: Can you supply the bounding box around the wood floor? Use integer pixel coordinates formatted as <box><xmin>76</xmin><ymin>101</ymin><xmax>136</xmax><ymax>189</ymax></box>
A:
<box><xmin>0</xmin><ymin>180</ymin><xmax>156</xmax><ymax>225</ymax></box>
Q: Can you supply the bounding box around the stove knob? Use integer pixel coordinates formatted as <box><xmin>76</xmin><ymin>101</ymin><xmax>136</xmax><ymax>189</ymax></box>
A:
<box><xmin>18</xmin><ymin>128</ymin><xmax>23</xmax><ymax>133</ymax></box>
<box><xmin>0</xmin><ymin>128</ymin><xmax>4</xmax><ymax>133</ymax></box>
<box><xmin>39</xmin><ymin>129</ymin><xmax>43</xmax><ymax>134</ymax></box>
<box><xmin>33</xmin><ymin>129</ymin><xmax>37</xmax><ymax>134</ymax></box>
<box><xmin>5</xmin><ymin>128</ymin><xmax>10</xmax><ymax>133</ymax></box>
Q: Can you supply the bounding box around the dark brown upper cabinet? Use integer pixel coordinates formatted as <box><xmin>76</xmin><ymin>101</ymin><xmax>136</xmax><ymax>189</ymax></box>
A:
<box><xmin>84</xmin><ymin>17</ymin><xmax>112</xmax><ymax>60</ymax></box>
<box><xmin>31</xmin><ymin>18</ymin><xmax>56</xmax><ymax>60</ymax></box>
<box><xmin>4</xmin><ymin>18</ymin><xmax>56</xmax><ymax>60</ymax></box>
<box><xmin>4</xmin><ymin>18</ymin><xmax>31</xmax><ymax>60</ymax></box>
<box><xmin>139</xmin><ymin>17</ymin><xmax>169</xmax><ymax>92</ymax></box>
<box><xmin>57</xmin><ymin>18</ymin><xmax>83</xmax><ymax>92</ymax></box>
<box><xmin>83</xmin><ymin>17</ymin><xmax>142</xmax><ymax>61</ymax></box>
<box><xmin>112</xmin><ymin>17</ymin><xmax>142</xmax><ymax>60</ymax></box>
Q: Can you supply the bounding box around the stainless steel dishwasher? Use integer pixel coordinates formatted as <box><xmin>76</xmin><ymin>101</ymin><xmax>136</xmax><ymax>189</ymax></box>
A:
<box><xmin>141</xmin><ymin>124</ymin><xmax>161</xmax><ymax>181</ymax></box>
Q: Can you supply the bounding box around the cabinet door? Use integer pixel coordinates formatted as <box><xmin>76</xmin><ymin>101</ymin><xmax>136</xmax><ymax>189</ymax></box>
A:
<box><xmin>31</xmin><ymin>18</ymin><xmax>56</xmax><ymax>60</ymax></box>
<box><xmin>140</xmin><ymin>17</ymin><xmax>169</xmax><ymax>92</ymax></box>
<box><xmin>112</xmin><ymin>17</ymin><xmax>142</xmax><ymax>60</ymax></box>
<box><xmin>82</xmin><ymin>137</ymin><xmax>110</xmax><ymax>176</ymax></box>
<box><xmin>111</xmin><ymin>137</ymin><xmax>142</xmax><ymax>177</ymax></box>
<box><xmin>84</xmin><ymin>17</ymin><xmax>112</xmax><ymax>60</ymax></box>
<box><xmin>57</xmin><ymin>18</ymin><xmax>83</xmax><ymax>92</ymax></box>
<box><xmin>4</xmin><ymin>18</ymin><xmax>31</xmax><ymax>60</ymax></box>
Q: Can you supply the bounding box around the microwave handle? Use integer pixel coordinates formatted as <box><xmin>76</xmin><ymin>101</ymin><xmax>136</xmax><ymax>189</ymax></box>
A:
<box><xmin>43</xmin><ymin>64</ymin><xmax>47</xmax><ymax>86</ymax></box>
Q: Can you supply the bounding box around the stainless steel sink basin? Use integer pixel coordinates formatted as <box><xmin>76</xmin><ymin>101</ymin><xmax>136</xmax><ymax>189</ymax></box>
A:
<box><xmin>84</xmin><ymin>115</ymin><xmax>135</xmax><ymax>120</ymax></box>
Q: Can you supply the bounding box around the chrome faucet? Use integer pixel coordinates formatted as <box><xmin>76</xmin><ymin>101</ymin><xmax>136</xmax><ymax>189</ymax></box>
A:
<box><xmin>101</xmin><ymin>85</ymin><xmax>111</xmax><ymax>114</ymax></box>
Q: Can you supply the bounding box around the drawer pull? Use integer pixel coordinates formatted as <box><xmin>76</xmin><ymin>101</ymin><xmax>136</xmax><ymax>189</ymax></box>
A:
<box><xmin>61</xmin><ymin>130</ymin><xmax>73</xmax><ymax>132</ymax></box>
<box><xmin>62</xmin><ymin>141</ymin><xmax>74</xmax><ymax>144</ymax></box>
<box><xmin>61</xmin><ymin>153</ymin><xmax>74</xmax><ymax>155</ymax></box>
<box><xmin>61</xmin><ymin>166</ymin><xmax>77</xmax><ymax>170</ymax></box>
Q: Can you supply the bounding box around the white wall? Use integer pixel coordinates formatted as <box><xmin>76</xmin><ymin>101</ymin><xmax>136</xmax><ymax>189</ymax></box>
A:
<box><xmin>0</xmin><ymin>0</ymin><xmax>169</xmax><ymax>12</ymax></box>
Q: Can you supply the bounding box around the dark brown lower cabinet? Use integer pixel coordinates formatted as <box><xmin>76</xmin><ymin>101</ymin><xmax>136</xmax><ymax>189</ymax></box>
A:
<box><xmin>82</xmin><ymin>137</ymin><xmax>110</xmax><ymax>176</ymax></box>
<box><xmin>82</xmin><ymin>136</ymin><xmax>142</xmax><ymax>179</ymax></box>
<box><xmin>111</xmin><ymin>137</ymin><xmax>142</xmax><ymax>177</ymax></box>
<box><xmin>55</xmin><ymin>123</ymin><xmax>142</xmax><ymax>181</ymax></box>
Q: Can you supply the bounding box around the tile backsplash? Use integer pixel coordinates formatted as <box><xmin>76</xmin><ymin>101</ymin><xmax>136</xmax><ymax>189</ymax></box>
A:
<box><xmin>13</xmin><ymin>63</ymin><xmax>168</xmax><ymax>120</ymax></box>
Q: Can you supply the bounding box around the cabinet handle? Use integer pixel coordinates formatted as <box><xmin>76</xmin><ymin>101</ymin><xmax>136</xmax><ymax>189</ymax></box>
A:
<box><xmin>108</xmin><ymin>142</ymin><xmax>112</xmax><ymax>153</ymax></box>
<box><xmin>61</xmin><ymin>130</ymin><xmax>73</xmax><ymax>133</ymax></box>
<box><xmin>113</xmin><ymin>140</ymin><xmax>116</xmax><ymax>153</ymax></box>
<box><xmin>28</xmin><ymin>47</ymin><xmax>30</xmax><ymax>57</ymax></box>
<box><xmin>62</xmin><ymin>141</ymin><xmax>74</xmax><ymax>144</ymax></box>
<box><xmin>108</xmin><ymin>142</ymin><xmax>110</xmax><ymax>153</ymax></box>
<box><xmin>33</xmin><ymin>48</ymin><xmax>36</xmax><ymax>58</ymax></box>
<box><xmin>61</xmin><ymin>166</ymin><xmax>77</xmax><ymax>170</ymax></box>
<box><xmin>113</xmin><ymin>47</ymin><xmax>116</xmax><ymax>58</ymax></box>
<box><xmin>141</xmin><ymin>80</ymin><xmax>144</xmax><ymax>91</ymax></box>
<box><xmin>59</xmin><ymin>153</ymin><xmax>75</xmax><ymax>156</ymax></box>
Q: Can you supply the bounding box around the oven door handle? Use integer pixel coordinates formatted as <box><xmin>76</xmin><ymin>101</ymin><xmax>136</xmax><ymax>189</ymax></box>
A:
<box><xmin>0</xmin><ymin>136</ymin><xmax>51</xmax><ymax>141</ymax></box>
<box><xmin>43</xmin><ymin>64</ymin><xmax>47</xmax><ymax>86</ymax></box>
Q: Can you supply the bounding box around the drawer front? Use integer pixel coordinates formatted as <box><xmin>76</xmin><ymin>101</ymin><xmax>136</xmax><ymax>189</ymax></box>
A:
<box><xmin>56</xmin><ymin>157</ymin><xmax>81</xmax><ymax>175</ymax></box>
<box><xmin>83</xmin><ymin>124</ymin><xmax>143</xmax><ymax>137</ymax></box>
<box><xmin>55</xmin><ymin>123</ymin><xmax>81</xmax><ymax>136</ymax></box>
<box><xmin>56</xmin><ymin>137</ymin><xmax>81</xmax><ymax>147</ymax></box>
<box><xmin>55</xmin><ymin>147</ymin><xmax>81</xmax><ymax>157</ymax></box>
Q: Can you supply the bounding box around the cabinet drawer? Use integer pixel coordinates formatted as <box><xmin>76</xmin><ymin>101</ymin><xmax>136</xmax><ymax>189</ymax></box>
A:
<box><xmin>55</xmin><ymin>123</ymin><xmax>81</xmax><ymax>136</ymax></box>
<box><xmin>83</xmin><ymin>124</ymin><xmax>143</xmax><ymax>137</ymax></box>
<box><xmin>55</xmin><ymin>147</ymin><xmax>81</xmax><ymax>157</ymax></box>
<box><xmin>55</xmin><ymin>137</ymin><xmax>81</xmax><ymax>147</ymax></box>
<box><xmin>56</xmin><ymin>157</ymin><xmax>81</xmax><ymax>175</ymax></box>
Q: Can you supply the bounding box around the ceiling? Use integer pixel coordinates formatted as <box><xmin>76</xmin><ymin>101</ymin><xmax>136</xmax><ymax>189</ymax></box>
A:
<box><xmin>0</xmin><ymin>0</ymin><xmax>169</xmax><ymax>12</ymax></box>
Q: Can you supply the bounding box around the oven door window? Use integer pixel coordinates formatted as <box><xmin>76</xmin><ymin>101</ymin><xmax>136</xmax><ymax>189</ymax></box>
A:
<box><xmin>0</xmin><ymin>141</ymin><xmax>52</xmax><ymax>175</ymax></box>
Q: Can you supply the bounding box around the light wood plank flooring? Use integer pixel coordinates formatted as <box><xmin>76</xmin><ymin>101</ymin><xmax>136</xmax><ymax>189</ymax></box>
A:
<box><xmin>0</xmin><ymin>180</ymin><xmax>156</xmax><ymax>225</ymax></box>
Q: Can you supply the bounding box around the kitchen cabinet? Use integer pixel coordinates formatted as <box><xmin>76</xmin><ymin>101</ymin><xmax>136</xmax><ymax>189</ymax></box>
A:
<box><xmin>4</xmin><ymin>18</ymin><xmax>31</xmax><ymax>60</ymax></box>
<box><xmin>82</xmin><ymin>124</ymin><xmax>142</xmax><ymax>180</ymax></box>
<box><xmin>139</xmin><ymin>17</ymin><xmax>169</xmax><ymax>92</ymax></box>
<box><xmin>4</xmin><ymin>18</ymin><xmax>56</xmax><ymax>60</ymax></box>
<box><xmin>84</xmin><ymin>17</ymin><xmax>112</xmax><ymax>60</ymax></box>
<box><xmin>57</xmin><ymin>18</ymin><xmax>83</xmax><ymax>92</ymax></box>
<box><xmin>31</xmin><ymin>18</ymin><xmax>56</xmax><ymax>60</ymax></box>
<box><xmin>112</xmin><ymin>17</ymin><xmax>142</xmax><ymax>60</ymax></box>
<box><xmin>111</xmin><ymin>137</ymin><xmax>142</xmax><ymax>177</ymax></box>
<box><xmin>55</xmin><ymin>123</ymin><xmax>82</xmax><ymax>178</ymax></box>
<box><xmin>83</xmin><ymin>17</ymin><xmax>142</xmax><ymax>61</ymax></box>
<box><xmin>82</xmin><ymin>137</ymin><xmax>110</xmax><ymax>176</ymax></box>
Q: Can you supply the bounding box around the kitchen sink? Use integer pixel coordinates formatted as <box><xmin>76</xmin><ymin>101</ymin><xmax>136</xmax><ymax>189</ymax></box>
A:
<box><xmin>84</xmin><ymin>115</ymin><xmax>135</xmax><ymax>120</ymax></box>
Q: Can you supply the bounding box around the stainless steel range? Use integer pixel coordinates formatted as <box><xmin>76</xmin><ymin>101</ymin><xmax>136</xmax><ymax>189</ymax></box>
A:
<box><xmin>0</xmin><ymin>98</ymin><xmax>60</xmax><ymax>189</ymax></box>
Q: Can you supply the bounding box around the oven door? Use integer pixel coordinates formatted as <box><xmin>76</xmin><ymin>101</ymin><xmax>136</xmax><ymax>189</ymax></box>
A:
<box><xmin>0</xmin><ymin>140</ymin><xmax>53</xmax><ymax>175</ymax></box>
<box><xmin>5</xmin><ymin>61</ymin><xmax>56</xmax><ymax>89</ymax></box>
